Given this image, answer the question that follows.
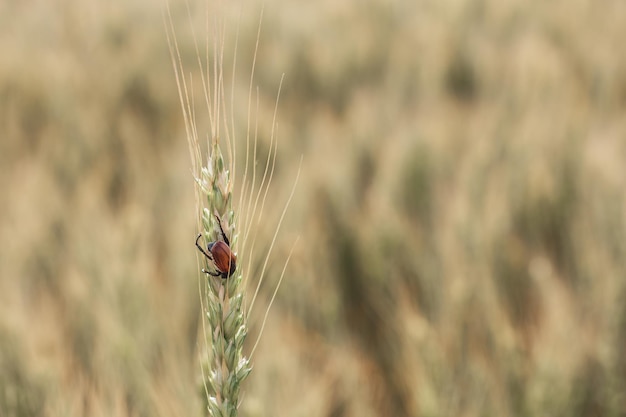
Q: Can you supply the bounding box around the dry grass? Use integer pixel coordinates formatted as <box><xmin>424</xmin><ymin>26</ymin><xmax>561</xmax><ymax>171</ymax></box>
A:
<box><xmin>1</xmin><ymin>0</ymin><xmax>626</xmax><ymax>416</ymax></box>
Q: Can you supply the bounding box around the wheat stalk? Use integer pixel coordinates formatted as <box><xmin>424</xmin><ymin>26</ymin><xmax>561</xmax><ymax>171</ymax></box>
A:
<box><xmin>165</xmin><ymin>3</ymin><xmax>301</xmax><ymax>416</ymax></box>
<box><xmin>164</xmin><ymin>4</ymin><xmax>250</xmax><ymax>414</ymax></box>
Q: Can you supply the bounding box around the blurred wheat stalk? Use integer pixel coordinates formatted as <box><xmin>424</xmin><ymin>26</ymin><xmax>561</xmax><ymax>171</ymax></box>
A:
<box><xmin>164</xmin><ymin>3</ymin><xmax>298</xmax><ymax>416</ymax></box>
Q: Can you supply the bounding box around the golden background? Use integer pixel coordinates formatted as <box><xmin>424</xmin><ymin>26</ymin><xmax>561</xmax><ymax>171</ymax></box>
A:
<box><xmin>1</xmin><ymin>0</ymin><xmax>626</xmax><ymax>416</ymax></box>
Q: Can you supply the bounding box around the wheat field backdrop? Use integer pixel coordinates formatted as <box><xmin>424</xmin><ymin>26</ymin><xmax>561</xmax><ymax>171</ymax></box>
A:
<box><xmin>1</xmin><ymin>0</ymin><xmax>626</xmax><ymax>416</ymax></box>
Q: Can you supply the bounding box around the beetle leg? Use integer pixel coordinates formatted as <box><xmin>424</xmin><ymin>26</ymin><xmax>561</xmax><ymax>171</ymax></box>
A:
<box><xmin>201</xmin><ymin>268</ymin><xmax>221</xmax><ymax>277</ymax></box>
<box><xmin>195</xmin><ymin>234</ymin><xmax>214</xmax><ymax>261</ymax></box>
<box><xmin>214</xmin><ymin>214</ymin><xmax>230</xmax><ymax>246</ymax></box>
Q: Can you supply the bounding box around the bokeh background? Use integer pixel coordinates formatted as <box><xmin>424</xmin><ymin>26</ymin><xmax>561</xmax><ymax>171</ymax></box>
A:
<box><xmin>2</xmin><ymin>0</ymin><xmax>626</xmax><ymax>416</ymax></box>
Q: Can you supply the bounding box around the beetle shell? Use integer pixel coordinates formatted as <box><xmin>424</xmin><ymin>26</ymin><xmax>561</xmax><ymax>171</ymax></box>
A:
<box><xmin>208</xmin><ymin>240</ymin><xmax>237</xmax><ymax>277</ymax></box>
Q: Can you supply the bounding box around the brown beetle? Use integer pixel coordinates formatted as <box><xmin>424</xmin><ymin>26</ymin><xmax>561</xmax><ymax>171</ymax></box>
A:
<box><xmin>195</xmin><ymin>214</ymin><xmax>237</xmax><ymax>279</ymax></box>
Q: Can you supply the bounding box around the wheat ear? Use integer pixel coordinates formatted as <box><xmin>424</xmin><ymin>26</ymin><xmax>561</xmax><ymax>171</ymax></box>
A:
<box><xmin>195</xmin><ymin>140</ymin><xmax>250</xmax><ymax>417</ymax></box>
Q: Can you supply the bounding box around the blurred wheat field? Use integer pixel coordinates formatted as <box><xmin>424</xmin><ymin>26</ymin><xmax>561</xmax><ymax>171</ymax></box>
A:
<box><xmin>2</xmin><ymin>0</ymin><xmax>626</xmax><ymax>416</ymax></box>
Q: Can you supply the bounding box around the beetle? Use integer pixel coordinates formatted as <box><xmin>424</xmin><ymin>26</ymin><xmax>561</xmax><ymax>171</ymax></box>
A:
<box><xmin>195</xmin><ymin>214</ymin><xmax>237</xmax><ymax>279</ymax></box>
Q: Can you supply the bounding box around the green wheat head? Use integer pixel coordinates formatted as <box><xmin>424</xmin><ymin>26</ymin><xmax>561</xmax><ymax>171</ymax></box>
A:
<box><xmin>165</xmin><ymin>6</ymin><xmax>298</xmax><ymax>415</ymax></box>
<box><xmin>196</xmin><ymin>141</ymin><xmax>251</xmax><ymax>417</ymax></box>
